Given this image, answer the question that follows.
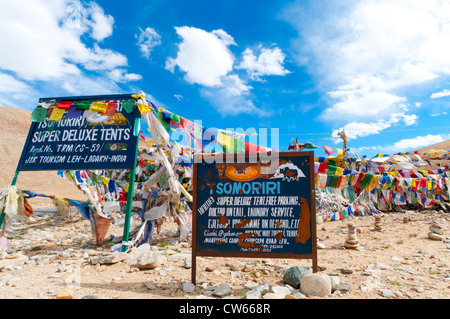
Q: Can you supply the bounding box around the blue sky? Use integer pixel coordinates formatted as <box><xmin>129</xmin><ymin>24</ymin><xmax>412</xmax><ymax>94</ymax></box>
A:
<box><xmin>1</xmin><ymin>0</ymin><xmax>450</xmax><ymax>157</ymax></box>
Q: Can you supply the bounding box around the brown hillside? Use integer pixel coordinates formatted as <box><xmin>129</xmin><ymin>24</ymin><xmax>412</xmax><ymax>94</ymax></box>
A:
<box><xmin>0</xmin><ymin>106</ymin><xmax>86</xmax><ymax>207</ymax></box>
<box><xmin>411</xmin><ymin>139</ymin><xmax>450</xmax><ymax>169</ymax></box>
<box><xmin>413</xmin><ymin>139</ymin><xmax>450</xmax><ymax>153</ymax></box>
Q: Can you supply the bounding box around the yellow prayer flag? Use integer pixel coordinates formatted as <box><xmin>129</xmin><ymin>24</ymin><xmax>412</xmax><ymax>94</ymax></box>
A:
<box><xmin>132</xmin><ymin>91</ymin><xmax>146</xmax><ymax>99</ymax></box>
<box><xmin>366</xmin><ymin>175</ymin><xmax>379</xmax><ymax>192</ymax></box>
<box><xmin>217</xmin><ymin>132</ymin><xmax>232</xmax><ymax>152</ymax></box>
<box><xmin>100</xmin><ymin>176</ymin><xmax>110</xmax><ymax>187</ymax></box>
<box><xmin>91</xmin><ymin>102</ymin><xmax>108</xmax><ymax>113</ymax></box>
<box><xmin>138</xmin><ymin>103</ymin><xmax>153</xmax><ymax>114</ymax></box>
<box><xmin>49</xmin><ymin>107</ymin><xmax>65</xmax><ymax>121</ymax></box>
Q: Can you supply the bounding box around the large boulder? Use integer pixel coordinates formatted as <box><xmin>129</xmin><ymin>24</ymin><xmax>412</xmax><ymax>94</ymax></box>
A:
<box><xmin>300</xmin><ymin>273</ymin><xmax>332</xmax><ymax>297</ymax></box>
<box><xmin>283</xmin><ymin>265</ymin><xmax>312</xmax><ymax>288</ymax></box>
<box><xmin>126</xmin><ymin>243</ymin><xmax>160</xmax><ymax>269</ymax></box>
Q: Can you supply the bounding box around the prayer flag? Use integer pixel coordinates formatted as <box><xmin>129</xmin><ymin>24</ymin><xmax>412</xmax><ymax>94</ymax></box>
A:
<box><xmin>49</xmin><ymin>107</ymin><xmax>65</xmax><ymax>121</ymax></box>
<box><xmin>30</xmin><ymin>107</ymin><xmax>47</xmax><ymax>122</ymax></box>
<box><xmin>75</xmin><ymin>101</ymin><xmax>91</xmax><ymax>110</ymax></box>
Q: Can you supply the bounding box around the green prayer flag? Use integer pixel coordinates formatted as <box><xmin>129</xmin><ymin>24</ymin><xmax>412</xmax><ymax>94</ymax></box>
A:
<box><xmin>170</xmin><ymin>113</ymin><xmax>181</xmax><ymax>124</ymax></box>
<box><xmin>328</xmin><ymin>175</ymin><xmax>340</xmax><ymax>188</ymax></box>
<box><xmin>231</xmin><ymin>137</ymin><xmax>245</xmax><ymax>153</ymax></box>
<box><xmin>327</xmin><ymin>165</ymin><xmax>338</xmax><ymax>175</ymax></box>
<box><xmin>303</xmin><ymin>142</ymin><xmax>319</xmax><ymax>149</ymax></box>
<box><xmin>157</xmin><ymin>109</ymin><xmax>170</xmax><ymax>132</ymax></box>
<box><xmin>31</xmin><ymin>107</ymin><xmax>47</xmax><ymax>122</ymax></box>
<box><xmin>121</xmin><ymin>100</ymin><xmax>135</xmax><ymax>113</ymax></box>
<box><xmin>358</xmin><ymin>173</ymin><xmax>373</xmax><ymax>189</ymax></box>
<box><xmin>75</xmin><ymin>101</ymin><xmax>91</xmax><ymax>110</ymax></box>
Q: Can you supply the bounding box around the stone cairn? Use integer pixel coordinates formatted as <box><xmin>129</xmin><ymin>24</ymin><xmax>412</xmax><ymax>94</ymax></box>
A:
<box><xmin>373</xmin><ymin>215</ymin><xmax>382</xmax><ymax>231</ymax></box>
<box><xmin>428</xmin><ymin>220</ymin><xmax>445</xmax><ymax>241</ymax></box>
<box><xmin>344</xmin><ymin>222</ymin><xmax>360</xmax><ymax>249</ymax></box>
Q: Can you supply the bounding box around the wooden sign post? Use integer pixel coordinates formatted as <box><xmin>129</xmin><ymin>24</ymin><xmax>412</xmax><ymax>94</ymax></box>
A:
<box><xmin>191</xmin><ymin>151</ymin><xmax>317</xmax><ymax>284</ymax></box>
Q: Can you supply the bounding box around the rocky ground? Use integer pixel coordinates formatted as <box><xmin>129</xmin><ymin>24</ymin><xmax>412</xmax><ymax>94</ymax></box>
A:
<box><xmin>0</xmin><ymin>204</ymin><xmax>449</xmax><ymax>300</ymax></box>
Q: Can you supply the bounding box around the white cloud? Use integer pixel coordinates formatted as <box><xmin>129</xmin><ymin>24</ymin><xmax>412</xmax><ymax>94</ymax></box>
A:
<box><xmin>165</xmin><ymin>26</ymin><xmax>236</xmax><ymax>87</ymax></box>
<box><xmin>77</xmin><ymin>44</ymin><xmax>128</xmax><ymax>71</ymax></box>
<box><xmin>386</xmin><ymin>134</ymin><xmax>445</xmax><ymax>152</ymax></box>
<box><xmin>107</xmin><ymin>69</ymin><xmax>142</xmax><ymax>83</ymax></box>
<box><xmin>0</xmin><ymin>73</ymin><xmax>31</xmax><ymax>94</ymax></box>
<box><xmin>402</xmin><ymin>114</ymin><xmax>418</xmax><ymax>126</ymax></box>
<box><xmin>332</xmin><ymin>121</ymin><xmax>392</xmax><ymax>140</ymax></box>
<box><xmin>60</xmin><ymin>74</ymin><xmax>120</xmax><ymax>96</ymax></box>
<box><xmin>284</xmin><ymin>0</ymin><xmax>450</xmax><ymax>137</ymax></box>
<box><xmin>323</xmin><ymin>90</ymin><xmax>407</xmax><ymax>121</ymax></box>
<box><xmin>136</xmin><ymin>27</ymin><xmax>161</xmax><ymax>59</ymax></box>
<box><xmin>87</xmin><ymin>2</ymin><xmax>114</xmax><ymax>41</ymax></box>
<box><xmin>332</xmin><ymin>112</ymin><xmax>418</xmax><ymax>141</ymax></box>
<box><xmin>430</xmin><ymin>111</ymin><xmax>448</xmax><ymax>117</ymax></box>
<box><xmin>430</xmin><ymin>89</ymin><xmax>450</xmax><ymax>99</ymax></box>
<box><xmin>200</xmin><ymin>74</ymin><xmax>269</xmax><ymax>117</ymax></box>
<box><xmin>238</xmin><ymin>45</ymin><xmax>290</xmax><ymax>80</ymax></box>
<box><xmin>0</xmin><ymin>0</ymin><xmax>139</xmax><ymax>86</ymax></box>
<box><xmin>165</xmin><ymin>26</ymin><xmax>288</xmax><ymax>117</ymax></box>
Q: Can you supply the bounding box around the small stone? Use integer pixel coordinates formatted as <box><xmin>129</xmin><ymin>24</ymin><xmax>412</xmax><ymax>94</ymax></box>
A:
<box><xmin>183</xmin><ymin>258</ymin><xmax>192</xmax><ymax>269</ymax></box>
<box><xmin>428</xmin><ymin>232</ymin><xmax>444</xmax><ymax>241</ymax></box>
<box><xmin>336</xmin><ymin>283</ymin><xmax>351</xmax><ymax>293</ymax></box>
<box><xmin>205</xmin><ymin>265</ymin><xmax>216</xmax><ymax>272</ymax></box>
<box><xmin>263</xmin><ymin>292</ymin><xmax>286</xmax><ymax>299</ymax></box>
<box><xmin>270</xmin><ymin>285</ymin><xmax>291</xmax><ymax>296</ymax></box>
<box><xmin>329</xmin><ymin>275</ymin><xmax>341</xmax><ymax>291</ymax></box>
<box><xmin>357</xmin><ymin>227</ymin><xmax>368</xmax><ymax>234</ymax></box>
<box><xmin>81</xmin><ymin>295</ymin><xmax>101</xmax><ymax>299</ymax></box>
<box><xmin>360</xmin><ymin>284</ymin><xmax>373</xmax><ymax>292</ymax></box>
<box><xmin>212</xmin><ymin>284</ymin><xmax>231</xmax><ymax>297</ymax></box>
<box><xmin>229</xmin><ymin>264</ymin><xmax>240</xmax><ymax>271</ymax></box>
<box><xmin>411</xmin><ymin>285</ymin><xmax>424</xmax><ymax>293</ymax></box>
<box><xmin>430</xmin><ymin>226</ymin><xmax>444</xmax><ymax>235</ymax></box>
<box><xmin>340</xmin><ymin>267</ymin><xmax>354</xmax><ymax>274</ymax></box>
<box><xmin>181</xmin><ymin>282</ymin><xmax>196</xmax><ymax>293</ymax></box>
<box><xmin>291</xmin><ymin>291</ymin><xmax>307</xmax><ymax>299</ymax></box>
<box><xmin>55</xmin><ymin>289</ymin><xmax>73</xmax><ymax>299</ymax></box>
<box><xmin>253</xmin><ymin>283</ymin><xmax>270</xmax><ymax>295</ymax></box>
<box><xmin>379</xmin><ymin>289</ymin><xmax>395</xmax><ymax>298</ymax></box>
<box><xmin>245</xmin><ymin>290</ymin><xmax>261</xmax><ymax>299</ymax></box>
<box><xmin>243</xmin><ymin>264</ymin><xmax>253</xmax><ymax>272</ymax></box>
<box><xmin>143</xmin><ymin>281</ymin><xmax>156</xmax><ymax>290</ymax></box>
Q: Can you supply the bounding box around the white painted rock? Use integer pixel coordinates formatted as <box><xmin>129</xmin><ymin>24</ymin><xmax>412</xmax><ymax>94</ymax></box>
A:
<box><xmin>300</xmin><ymin>273</ymin><xmax>331</xmax><ymax>297</ymax></box>
<box><xmin>126</xmin><ymin>243</ymin><xmax>160</xmax><ymax>269</ymax></box>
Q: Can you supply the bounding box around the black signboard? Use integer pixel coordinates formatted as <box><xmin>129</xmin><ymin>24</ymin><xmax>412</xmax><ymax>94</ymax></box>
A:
<box><xmin>17</xmin><ymin>94</ymin><xmax>141</xmax><ymax>171</ymax></box>
<box><xmin>192</xmin><ymin>151</ymin><xmax>317</xmax><ymax>283</ymax></box>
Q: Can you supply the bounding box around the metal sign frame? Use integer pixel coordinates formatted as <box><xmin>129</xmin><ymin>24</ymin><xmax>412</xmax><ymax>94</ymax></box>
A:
<box><xmin>191</xmin><ymin>151</ymin><xmax>318</xmax><ymax>284</ymax></box>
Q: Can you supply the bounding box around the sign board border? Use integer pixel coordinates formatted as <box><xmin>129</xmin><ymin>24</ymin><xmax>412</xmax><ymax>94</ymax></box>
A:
<box><xmin>191</xmin><ymin>151</ymin><xmax>318</xmax><ymax>284</ymax></box>
<box><xmin>17</xmin><ymin>94</ymin><xmax>141</xmax><ymax>172</ymax></box>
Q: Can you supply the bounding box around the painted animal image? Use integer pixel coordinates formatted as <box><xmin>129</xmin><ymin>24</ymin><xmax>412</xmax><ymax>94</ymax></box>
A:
<box><xmin>271</xmin><ymin>162</ymin><xmax>305</xmax><ymax>181</ymax></box>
